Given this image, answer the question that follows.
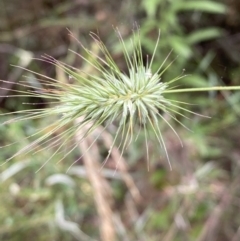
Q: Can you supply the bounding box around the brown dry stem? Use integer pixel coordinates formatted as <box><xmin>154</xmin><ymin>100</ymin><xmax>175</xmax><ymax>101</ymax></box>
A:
<box><xmin>75</xmin><ymin>120</ymin><xmax>116</xmax><ymax>241</ymax></box>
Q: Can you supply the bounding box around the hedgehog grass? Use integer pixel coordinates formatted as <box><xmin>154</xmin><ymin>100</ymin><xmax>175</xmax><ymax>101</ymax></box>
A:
<box><xmin>1</xmin><ymin>28</ymin><xmax>240</xmax><ymax>172</ymax></box>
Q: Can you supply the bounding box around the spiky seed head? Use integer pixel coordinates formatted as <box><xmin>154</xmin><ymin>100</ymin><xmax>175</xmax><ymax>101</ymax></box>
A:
<box><xmin>1</xmin><ymin>28</ymin><xmax>192</xmax><ymax>171</ymax></box>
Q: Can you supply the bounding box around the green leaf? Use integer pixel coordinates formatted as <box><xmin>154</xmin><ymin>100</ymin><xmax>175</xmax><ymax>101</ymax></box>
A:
<box><xmin>183</xmin><ymin>75</ymin><xmax>208</xmax><ymax>87</ymax></box>
<box><xmin>174</xmin><ymin>1</ymin><xmax>226</xmax><ymax>14</ymax></box>
<box><xmin>141</xmin><ymin>0</ymin><xmax>163</xmax><ymax>18</ymax></box>
<box><xmin>0</xmin><ymin>161</ymin><xmax>30</xmax><ymax>182</ymax></box>
<box><xmin>187</xmin><ymin>28</ymin><xmax>224</xmax><ymax>44</ymax></box>
<box><xmin>169</xmin><ymin>37</ymin><xmax>192</xmax><ymax>58</ymax></box>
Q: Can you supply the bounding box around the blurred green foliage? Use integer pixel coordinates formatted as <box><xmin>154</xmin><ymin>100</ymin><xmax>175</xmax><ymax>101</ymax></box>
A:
<box><xmin>1</xmin><ymin>0</ymin><xmax>240</xmax><ymax>240</ymax></box>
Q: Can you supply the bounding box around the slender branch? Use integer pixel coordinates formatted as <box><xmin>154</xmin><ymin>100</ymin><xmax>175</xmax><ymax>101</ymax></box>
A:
<box><xmin>164</xmin><ymin>86</ymin><xmax>240</xmax><ymax>94</ymax></box>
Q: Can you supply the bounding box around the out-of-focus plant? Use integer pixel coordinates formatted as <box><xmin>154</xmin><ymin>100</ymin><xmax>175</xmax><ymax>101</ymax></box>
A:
<box><xmin>0</xmin><ymin>121</ymin><xmax>96</xmax><ymax>241</ymax></box>
<box><xmin>138</xmin><ymin>0</ymin><xmax>227</xmax><ymax>88</ymax></box>
<box><xmin>140</xmin><ymin>0</ymin><xmax>226</xmax><ymax>56</ymax></box>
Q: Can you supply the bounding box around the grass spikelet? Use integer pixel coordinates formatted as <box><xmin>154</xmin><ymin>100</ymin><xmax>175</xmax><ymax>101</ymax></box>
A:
<box><xmin>1</xmin><ymin>27</ymin><xmax>240</xmax><ymax>172</ymax></box>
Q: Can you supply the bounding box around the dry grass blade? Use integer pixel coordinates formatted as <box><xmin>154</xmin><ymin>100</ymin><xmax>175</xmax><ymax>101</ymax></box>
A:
<box><xmin>100</xmin><ymin>128</ymin><xmax>142</xmax><ymax>203</ymax></box>
<box><xmin>75</xmin><ymin>119</ymin><xmax>115</xmax><ymax>241</ymax></box>
<box><xmin>196</xmin><ymin>190</ymin><xmax>231</xmax><ymax>241</ymax></box>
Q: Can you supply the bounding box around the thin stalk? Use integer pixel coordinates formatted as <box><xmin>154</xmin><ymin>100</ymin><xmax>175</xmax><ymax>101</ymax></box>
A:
<box><xmin>164</xmin><ymin>86</ymin><xmax>240</xmax><ymax>94</ymax></box>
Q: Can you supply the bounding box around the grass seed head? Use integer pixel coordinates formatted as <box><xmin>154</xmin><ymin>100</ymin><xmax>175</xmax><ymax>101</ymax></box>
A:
<box><xmin>0</xmin><ymin>28</ymin><xmax>196</xmax><ymax>171</ymax></box>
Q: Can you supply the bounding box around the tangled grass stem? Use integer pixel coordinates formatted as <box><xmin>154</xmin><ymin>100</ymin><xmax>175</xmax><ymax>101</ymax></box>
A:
<box><xmin>1</xmin><ymin>28</ymin><xmax>240</xmax><ymax>171</ymax></box>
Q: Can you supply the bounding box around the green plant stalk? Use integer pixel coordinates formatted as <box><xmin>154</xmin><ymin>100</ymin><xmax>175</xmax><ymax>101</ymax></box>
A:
<box><xmin>164</xmin><ymin>86</ymin><xmax>240</xmax><ymax>93</ymax></box>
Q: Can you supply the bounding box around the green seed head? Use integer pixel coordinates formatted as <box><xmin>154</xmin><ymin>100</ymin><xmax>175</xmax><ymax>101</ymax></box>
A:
<box><xmin>2</xmin><ymin>26</ymin><xmax>240</xmax><ymax>172</ymax></box>
<box><xmin>0</xmin><ymin>28</ymin><xmax>213</xmax><ymax>171</ymax></box>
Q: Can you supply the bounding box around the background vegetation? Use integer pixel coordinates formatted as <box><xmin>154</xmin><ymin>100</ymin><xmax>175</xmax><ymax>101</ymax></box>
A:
<box><xmin>1</xmin><ymin>0</ymin><xmax>240</xmax><ymax>240</ymax></box>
